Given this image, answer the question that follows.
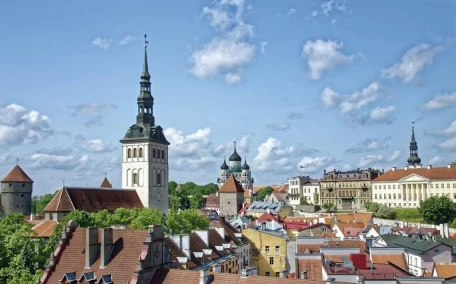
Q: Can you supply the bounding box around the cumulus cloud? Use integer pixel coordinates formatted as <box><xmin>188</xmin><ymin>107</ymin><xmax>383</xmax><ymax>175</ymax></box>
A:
<box><xmin>298</xmin><ymin>156</ymin><xmax>337</xmax><ymax>173</ymax></box>
<box><xmin>118</xmin><ymin>35</ymin><xmax>137</xmax><ymax>45</ymax></box>
<box><xmin>386</xmin><ymin>150</ymin><xmax>401</xmax><ymax>162</ymax></box>
<box><xmin>85</xmin><ymin>139</ymin><xmax>116</xmax><ymax>153</ymax></box>
<box><xmin>190</xmin><ymin>0</ymin><xmax>257</xmax><ymax>84</ymax></box>
<box><xmin>321</xmin><ymin>0</ymin><xmax>347</xmax><ymax>15</ymax></box>
<box><xmin>355</xmin><ymin>150</ymin><xmax>401</xmax><ymax>168</ymax></box>
<box><xmin>91</xmin><ymin>37</ymin><xmax>112</xmax><ymax>50</ymax></box>
<box><xmin>259</xmin><ymin>42</ymin><xmax>268</xmax><ymax>54</ymax></box>
<box><xmin>345</xmin><ymin>137</ymin><xmax>391</xmax><ymax>154</ymax></box>
<box><xmin>381</xmin><ymin>43</ymin><xmax>445</xmax><ymax>83</ymax></box>
<box><xmin>302</xmin><ymin>39</ymin><xmax>358</xmax><ymax>80</ymax></box>
<box><xmin>29</xmin><ymin>152</ymin><xmax>89</xmax><ymax>170</ymax></box>
<box><xmin>265</xmin><ymin>122</ymin><xmax>290</xmax><ymax>131</ymax></box>
<box><xmin>0</xmin><ymin>103</ymin><xmax>53</xmax><ymax>147</ymax></box>
<box><xmin>252</xmin><ymin>138</ymin><xmax>295</xmax><ymax>173</ymax></box>
<box><xmin>422</xmin><ymin>92</ymin><xmax>456</xmax><ymax>111</ymax></box>
<box><xmin>368</xmin><ymin>106</ymin><xmax>396</xmax><ymax>124</ymax></box>
<box><xmin>36</xmin><ymin>147</ymin><xmax>73</xmax><ymax>156</ymax></box>
<box><xmin>437</xmin><ymin>137</ymin><xmax>456</xmax><ymax>151</ymax></box>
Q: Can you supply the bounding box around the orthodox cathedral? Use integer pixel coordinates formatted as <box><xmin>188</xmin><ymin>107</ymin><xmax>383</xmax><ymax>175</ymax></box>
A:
<box><xmin>217</xmin><ymin>142</ymin><xmax>254</xmax><ymax>191</ymax></box>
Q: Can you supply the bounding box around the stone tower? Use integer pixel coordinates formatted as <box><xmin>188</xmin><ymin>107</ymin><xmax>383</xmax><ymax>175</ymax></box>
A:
<box><xmin>120</xmin><ymin>35</ymin><xmax>170</xmax><ymax>214</ymax></box>
<box><xmin>407</xmin><ymin>122</ymin><xmax>421</xmax><ymax>167</ymax></box>
<box><xmin>219</xmin><ymin>175</ymin><xmax>244</xmax><ymax>216</ymax></box>
<box><xmin>1</xmin><ymin>165</ymin><xmax>33</xmax><ymax>216</ymax></box>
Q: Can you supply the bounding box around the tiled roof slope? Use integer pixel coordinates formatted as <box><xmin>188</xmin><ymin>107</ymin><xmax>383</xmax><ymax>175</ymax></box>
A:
<box><xmin>154</xmin><ymin>268</ymin><xmax>334</xmax><ymax>283</ymax></box>
<box><xmin>43</xmin><ymin>187</ymin><xmax>143</xmax><ymax>212</ymax></box>
<box><xmin>219</xmin><ymin>175</ymin><xmax>244</xmax><ymax>193</ymax></box>
<box><xmin>100</xmin><ymin>177</ymin><xmax>112</xmax><ymax>188</ymax></box>
<box><xmin>44</xmin><ymin>228</ymin><xmax>149</xmax><ymax>284</ymax></box>
<box><xmin>32</xmin><ymin>221</ymin><xmax>58</xmax><ymax>238</ymax></box>
<box><xmin>373</xmin><ymin>166</ymin><xmax>456</xmax><ymax>182</ymax></box>
<box><xmin>210</xmin><ymin>217</ymin><xmax>244</xmax><ymax>246</ymax></box>
<box><xmin>1</xmin><ymin>165</ymin><xmax>33</xmax><ymax>183</ymax></box>
<box><xmin>435</xmin><ymin>263</ymin><xmax>456</xmax><ymax>279</ymax></box>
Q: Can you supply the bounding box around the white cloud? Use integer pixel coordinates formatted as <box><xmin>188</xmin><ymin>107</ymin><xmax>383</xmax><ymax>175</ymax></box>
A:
<box><xmin>298</xmin><ymin>156</ymin><xmax>337</xmax><ymax>173</ymax></box>
<box><xmin>321</xmin><ymin>0</ymin><xmax>347</xmax><ymax>15</ymax></box>
<box><xmin>359</xmin><ymin>155</ymin><xmax>384</xmax><ymax>168</ymax></box>
<box><xmin>164</xmin><ymin>127</ymin><xmax>212</xmax><ymax>157</ymax></box>
<box><xmin>311</xmin><ymin>10</ymin><xmax>318</xmax><ymax>17</ymax></box>
<box><xmin>252</xmin><ymin>138</ymin><xmax>294</xmax><ymax>172</ymax></box>
<box><xmin>345</xmin><ymin>137</ymin><xmax>391</xmax><ymax>154</ymax></box>
<box><xmin>260</xmin><ymin>42</ymin><xmax>268</xmax><ymax>54</ymax></box>
<box><xmin>321</xmin><ymin>87</ymin><xmax>340</xmax><ymax>108</ymax></box>
<box><xmin>29</xmin><ymin>153</ymin><xmax>89</xmax><ymax>170</ymax></box>
<box><xmin>339</xmin><ymin>82</ymin><xmax>380</xmax><ymax>114</ymax></box>
<box><xmin>69</xmin><ymin>102</ymin><xmax>117</xmax><ymax>116</ymax></box>
<box><xmin>386</xmin><ymin>150</ymin><xmax>401</xmax><ymax>162</ymax></box>
<box><xmin>381</xmin><ymin>43</ymin><xmax>445</xmax><ymax>83</ymax></box>
<box><xmin>0</xmin><ymin>103</ymin><xmax>53</xmax><ymax>147</ymax></box>
<box><xmin>0</xmin><ymin>153</ymin><xmax>11</xmax><ymax>165</ymax></box>
<box><xmin>437</xmin><ymin>137</ymin><xmax>456</xmax><ymax>151</ymax></box>
<box><xmin>213</xmin><ymin>134</ymin><xmax>254</xmax><ymax>156</ymax></box>
<box><xmin>265</xmin><ymin>122</ymin><xmax>290</xmax><ymax>131</ymax></box>
<box><xmin>91</xmin><ymin>37</ymin><xmax>112</xmax><ymax>50</ymax></box>
<box><xmin>429</xmin><ymin>155</ymin><xmax>442</xmax><ymax>165</ymax></box>
<box><xmin>118</xmin><ymin>35</ymin><xmax>137</xmax><ymax>46</ymax></box>
<box><xmin>190</xmin><ymin>0</ymin><xmax>257</xmax><ymax>84</ymax></box>
<box><xmin>352</xmin><ymin>150</ymin><xmax>400</xmax><ymax>168</ymax></box>
<box><xmin>302</xmin><ymin>39</ymin><xmax>358</xmax><ymax>80</ymax></box>
<box><xmin>368</xmin><ymin>106</ymin><xmax>396</xmax><ymax>124</ymax></box>
<box><xmin>287</xmin><ymin>8</ymin><xmax>297</xmax><ymax>18</ymax></box>
<box><xmin>85</xmin><ymin>139</ymin><xmax>116</xmax><ymax>153</ymax></box>
<box><xmin>422</xmin><ymin>92</ymin><xmax>456</xmax><ymax>111</ymax></box>
<box><xmin>331</xmin><ymin>19</ymin><xmax>337</xmax><ymax>25</ymax></box>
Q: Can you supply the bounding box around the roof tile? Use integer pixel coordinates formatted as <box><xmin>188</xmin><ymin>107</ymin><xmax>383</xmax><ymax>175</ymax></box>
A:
<box><xmin>219</xmin><ymin>176</ymin><xmax>244</xmax><ymax>193</ymax></box>
<box><xmin>373</xmin><ymin>166</ymin><xmax>456</xmax><ymax>182</ymax></box>
<box><xmin>1</xmin><ymin>165</ymin><xmax>33</xmax><ymax>183</ymax></box>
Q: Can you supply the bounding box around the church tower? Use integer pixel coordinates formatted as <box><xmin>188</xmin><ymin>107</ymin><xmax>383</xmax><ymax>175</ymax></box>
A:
<box><xmin>407</xmin><ymin>122</ymin><xmax>421</xmax><ymax>167</ymax></box>
<box><xmin>120</xmin><ymin>35</ymin><xmax>170</xmax><ymax>214</ymax></box>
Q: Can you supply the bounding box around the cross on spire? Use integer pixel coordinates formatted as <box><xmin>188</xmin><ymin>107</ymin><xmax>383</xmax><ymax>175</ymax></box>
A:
<box><xmin>16</xmin><ymin>157</ymin><xmax>19</xmax><ymax>165</ymax></box>
<box><xmin>234</xmin><ymin>141</ymin><xmax>236</xmax><ymax>150</ymax></box>
<box><xmin>144</xmin><ymin>34</ymin><xmax>149</xmax><ymax>48</ymax></box>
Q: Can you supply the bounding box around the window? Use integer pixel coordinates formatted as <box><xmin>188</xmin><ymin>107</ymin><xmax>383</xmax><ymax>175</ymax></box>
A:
<box><xmin>453</xmin><ymin>193</ymin><xmax>456</xmax><ymax>199</ymax></box>
<box><xmin>161</xmin><ymin>150</ymin><xmax>165</xmax><ymax>159</ymax></box>
<box><xmin>153</xmin><ymin>148</ymin><xmax>156</xmax><ymax>158</ymax></box>
<box><xmin>393</xmin><ymin>194</ymin><xmax>396</xmax><ymax>199</ymax></box>
<box><xmin>127</xmin><ymin>148</ymin><xmax>132</xmax><ymax>158</ymax></box>
<box><xmin>384</xmin><ymin>194</ymin><xmax>386</xmax><ymax>199</ymax></box>
<box><xmin>447</xmin><ymin>184</ymin><xmax>451</xmax><ymax>188</ymax></box>
<box><xmin>265</xmin><ymin>272</ymin><xmax>270</xmax><ymax>277</ymax></box>
<box><xmin>393</xmin><ymin>185</ymin><xmax>396</xmax><ymax>189</ymax></box>
<box><xmin>375</xmin><ymin>194</ymin><xmax>377</xmax><ymax>199</ymax></box>
<box><xmin>139</xmin><ymin>147</ymin><xmax>143</xmax><ymax>158</ymax></box>
<box><xmin>398</xmin><ymin>193</ymin><xmax>401</xmax><ymax>199</ymax></box>
<box><xmin>453</xmin><ymin>183</ymin><xmax>456</xmax><ymax>188</ymax></box>
<box><xmin>269</xmin><ymin>257</ymin><xmax>274</xmax><ymax>264</ymax></box>
<box><xmin>275</xmin><ymin>272</ymin><xmax>280</xmax><ymax>277</ymax></box>
<box><xmin>383</xmin><ymin>185</ymin><xmax>386</xmax><ymax>189</ymax></box>
<box><xmin>436</xmin><ymin>184</ymin><xmax>439</xmax><ymax>189</ymax></box>
<box><xmin>133</xmin><ymin>148</ymin><xmax>137</xmax><ymax>158</ymax></box>
<box><xmin>133</xmin><ymin>173</ymin><xmax>138</xmax><ymax>185</ymax></box>
<box><xmin>436</xmin><ymin>193</ymin><xmax>439</xmax><ymax>197</ymax></box>
<box><xmin>388</xmin><ymin>185</ymin><xmax>391</xmax><ymax>189</ymax></box>
<box><xmin>374</xmin><ymin>185</ymin><xmax>377</xmax><ymax>189</ymax></box>
<box><xmin>441</xmin><ymin>184</ymin><xmax>444</xmax><ymax>189</ymax></box>
<box><xmin>157</xmin><ymin>173</ymin><xmax>161</xmax><ymax>186</ymax></box>
<box><xmin>388</xmin><ymin>194</ymin><xmax>391</xmax><ymax>199</ymax></box>
<box><xmin>430</xmin><ymin>184</ymin><xmax>433</xmax><ymax>189</ymax></box>
<box><xmin>265</xmin><ymin>246</ymin><xmax>270</xmax><ymax>252</ymax></box>
<box><xmin>435</xmin><ymin>248</ymin><xmax>440</xmax><ymax>253</ymax></box>
<box><xmin>275</xmin><ymin>246</ymin><xmax>280</xmax><ymax>253</ymax></box>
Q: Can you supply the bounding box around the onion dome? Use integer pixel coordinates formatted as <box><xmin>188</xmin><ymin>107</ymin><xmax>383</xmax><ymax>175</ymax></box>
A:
<box><xmin>221</xmin><ymin>159</ymin><xmax>228</xmax><ymax>170</ymax></box>
<box><xmin>229</xmin><ymin>141</ymin><xmax>242</xmax><ymax>162</ymax></box>
<box><xmin>242</xmin><ymin>160</ymin><xmax>250</xmax><ymax>170</ymax></box>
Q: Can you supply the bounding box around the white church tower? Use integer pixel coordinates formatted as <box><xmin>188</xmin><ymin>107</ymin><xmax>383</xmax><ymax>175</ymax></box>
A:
<box><xmin>120</xmin><ymin>34</ymin><xmax>169</xmax><ymax>214</ymax></box>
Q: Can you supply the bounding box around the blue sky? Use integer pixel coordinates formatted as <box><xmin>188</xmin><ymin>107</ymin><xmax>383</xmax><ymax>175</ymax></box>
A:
<box><xmin>0</xmin><ymin>0</ymin><xmax>455</xmax><ymax>196</ymax></box>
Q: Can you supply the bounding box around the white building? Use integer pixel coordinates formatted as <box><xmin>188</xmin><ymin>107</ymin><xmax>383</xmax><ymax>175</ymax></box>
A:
<box><xmin>372</xmin><ymin>164</ymin><xmax>456</xmax><ymax>208</ymax></box>
<box><xmin>288</xmin><ymin>176</ymin><xmax>319</xmax><ymax>206</ymax></box>
<box><xmin>120</xmin><ymin>39</ymin><xmax>169</xmax><ymax>213</ymax></box>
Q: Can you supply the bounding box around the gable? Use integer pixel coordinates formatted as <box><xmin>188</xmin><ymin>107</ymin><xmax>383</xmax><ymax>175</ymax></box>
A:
<box><xmin>399</xmin><ymin>173</ymin><xmax>429</xmax><ymax>182</ymax></box>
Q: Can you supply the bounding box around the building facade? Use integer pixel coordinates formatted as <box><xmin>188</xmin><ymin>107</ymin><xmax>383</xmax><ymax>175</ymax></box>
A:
<box><xmin>0</xmin><ymin>165</ymin><xmax>33</xmax><ymax>216</ymax></box>
<box><xmin>120</xmin><ymin>37</ymin><xmax>169</xmax><ymax>213</ymax></box>
<box><xmin>219</xmin><ymin>176</ymin><xmax>245</xmax><ymax>216</ymax></box>
<box><xmin>288</xmin><ymin>176</ymin><xmax>320</xmax><ymax>207</ymax></box>
<box><xmin>217</xmin><ymin>142</ymin><xmax>254</xmax><ymax>191</ymax></box>
<box><xmin>320</xmin><ymin>168</ymin><xmax>381</xmax><ymax>210</ymax></box>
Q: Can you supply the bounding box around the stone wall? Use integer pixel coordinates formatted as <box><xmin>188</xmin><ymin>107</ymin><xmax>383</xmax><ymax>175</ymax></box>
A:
<box><xmin>373</xmin><ymin>217</ymin><xmax>456</xmax><ymax>235</ymax></box>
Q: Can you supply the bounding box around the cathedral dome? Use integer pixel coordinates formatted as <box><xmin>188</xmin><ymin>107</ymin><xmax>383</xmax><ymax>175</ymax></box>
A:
<box><xmin>229</xmin><ymin>149</ymin><xmax>241</xmax><ymax>162</ymax></box>
<box><xmin>242</xmin><ymin>161</ymin><xmax>250</xmax><ymax>170</ymax></box>
<box><xmin>221</xmin><ymin>160</ymin><xmax>228</xmax><ymax>170</ymax></box>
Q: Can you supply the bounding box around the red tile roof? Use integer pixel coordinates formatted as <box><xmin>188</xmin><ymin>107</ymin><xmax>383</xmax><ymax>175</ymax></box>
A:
<box><xmin>373</xmin><ymin>166</ymin><xmax>456</xmax><ymax>182</ymax></box>
<box><xmin>43</xmin><ymin>187</ymin><xmax>143</xmax><ymax>212</ymax></box>
<box><xmin>1</xmin><ymin>165</ymin><xmax>33</xmax><ymax>183</ymax></box>
<box><xmin>297</xmin><ymin>258</ymin><xmax>323</xmax><ymax>281</ymax></box>
<box><xmin>219</xmin><ymin>176</ymin><xmax>244</xmax><ymax>193</ymax></box>
<box><xmin>100</xmin><ymin>177</ymin><xmax>112</xmax><ymax>188</ymax></box>
<box><xmin>343</xmin><ymin>227</ymin><xmax>364</xmax><ymax>238</ymax></box>
<box><xmin>32</xmin><ymin>220</ymin><xmax>58</xmax><ymax>238</ymax></box>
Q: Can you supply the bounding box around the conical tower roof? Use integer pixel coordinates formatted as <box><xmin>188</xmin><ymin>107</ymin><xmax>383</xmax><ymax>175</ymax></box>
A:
<box><xmin>100</xmin><ymin>177</ymin><xmax>112</xmax><ymax>188</ymax></box>
<box><xmin>1</xmin><ymin>165</ymin><xmax>33</xmax><ymax>183</ymax></box>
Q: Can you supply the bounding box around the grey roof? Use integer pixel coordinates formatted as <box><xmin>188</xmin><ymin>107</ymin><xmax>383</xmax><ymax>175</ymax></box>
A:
<box><xmin>383</xmin><ymin>234</ymin><xmax>448</xmax><ymax>254</ymax></box>
<box><xmin>247</xmin><ymin>201</ymin><xmax>287</xmax><ymax>214</ymax></box>
<box><xmin>121</xmin><ymin>125</ymin><xmax>170</xmax><ymax>145</ymax></box>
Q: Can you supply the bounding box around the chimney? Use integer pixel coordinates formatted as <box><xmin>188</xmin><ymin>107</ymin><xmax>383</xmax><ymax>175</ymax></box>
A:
<box><xmin>392</xmin><ymin>167</ymin><xmax>396</xmax><ymax>171</ymax></box>
<box><xmin>326</xmin><ymin>278</ymin><xmax>336</xmax><ymax>284</ymax></box>
<box><xmin>100</xmin><ymin>228</ymin><xmax>114</xmax><ymax>268</ymax></box>
<box><xmin>85</xmin><ymin>227</ymin><xmax>99</xmax><ymax>268</ymax></box>
<box><xmin>30</xmin><ymin>213</ymin><xmax>34</xmax><ymax>221</ymax></box>
<box><xmin>440</xmin><ymin>224</ymin><xmax>445</xmax><ymax>238</ymax></box>
<box><xmin>427</xmin><ymin>165</ymin><xmax>432</xmax><ymax>169</ymax></box>
<box><xmin>199</xmin><ymin>269</ymin><xmax>210</xmax><ymax>284</ymax></box>
<box><xmin>241</xmin><ymin>269</ymin><xmax>248</xmax><ymax>278</ymax></box>
<box><xmin>261</xmin><ymin>221</ymin><xmax>266</xmax><ymax>231</ymax></box>
<box><xmin>301</xmin><ymin>271</ymin><xmax>308</xmax><ymax>279</ymax></box>
<box><xmin>194</xmin><ymin>230</ymin><xmax>209</xmax><ymax>246</ymax></box>
<box><xmin>404</xmin><ymin>166</ymin><xmax>409</xmax><ymax>170</ymax></box>
<box><xmin>280</xmin><ymin>269</ymin><xmax>289</xmax><ymax>278</ymax></box>
<box><xmin>448</xmin><ymin>164</ymin><xmax>452</xmax><ymax>169</ymax></box>
<box><xmin>445</xmin><ymin>223</ymin><xmax>450</xmax><ymax>238</ymax></box>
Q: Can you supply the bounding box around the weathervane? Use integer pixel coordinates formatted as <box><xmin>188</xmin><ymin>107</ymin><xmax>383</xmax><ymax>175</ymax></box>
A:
<box><xmin>105</xmin><ymin>172</ymin><xmax>107</xmax><ymax>178</ymax></box>
<box><xmin>144</xmin><ymin>34</ymin><xmax>149</xmax><ymax>48</ymax></box>
<box><xmin>16</xmin><ymin>157</ymin><xmax>19</xmax><ymax>165</ymax></box>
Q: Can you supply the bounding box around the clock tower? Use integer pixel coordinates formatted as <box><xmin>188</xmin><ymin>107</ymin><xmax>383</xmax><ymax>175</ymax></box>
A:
<box><xmin>120</xmin><ymin>35</ymin><xmax>170</xmax><ymax>214</ymax></box>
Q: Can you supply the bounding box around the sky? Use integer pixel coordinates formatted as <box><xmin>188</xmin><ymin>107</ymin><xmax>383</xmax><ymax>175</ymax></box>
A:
<box><xmin>0</xmin><ymin>0</ymin><xmax>455</xmax><ymax>196</ymax></box>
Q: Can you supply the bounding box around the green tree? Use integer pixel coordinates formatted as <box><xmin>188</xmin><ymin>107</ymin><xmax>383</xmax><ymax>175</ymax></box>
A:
<box><xmin>418</xmin><ymin>196</ymin><xmax>456</xmax><ymax>225</ymax></box>
<box><xmin>32</xmin><ymin>193</ymin><xmax>56</xmax><ymax>215</ymax></box>
<box><xmin>92</xmin><ymin>210</ymin><xmax>112</xmax><ymax>227</ymax></box>
<box><xmin>365</xmin><ymin>202</ymin><xmax>381</xmax><ymax>215</ymax></box>
<box><xmin>190</xmin><ymin>192</ymin><xmax>205</xmax><ymax>209</ymax></box>
<box><xmin>169</xmin><ymin>194</ymin><xmax>183</xmax><ymax>211</ymax></box>
<box><xmin>130</xmin><ymin>209</ymin><xmax>164</xmax><ymax>230</ymax></box>
<box><xmin>300</xmin><ymin>197</ymin><xmax>309</xmax><ymax>205</ymax></box>
<box><xmin>376</xmin><ymin>205</ymin><xmax>396</xmax><ymax>219</ymax></box>
<box><xmin>322</xmin><ymin>202</ymin><xmax>335</xmax><ymax>212</ymax></box>
<box><xmin>111</xmin><ymin>207</ymin><xmax>140</xmax><ymax>225</ymax></box>
<box><xmin>168</xmin><ymin>181</ymin><xmax>178</xmax><ymax>194</ymax></box>
<box><xmin>255</xmin><ymin>186</ymin><xmax>274</xmax><ymax>201</ymax></box>
<box><xmin>167</xmin><ymin>210</ymin><xmax>209</xmax><ymax>234</ymax></box>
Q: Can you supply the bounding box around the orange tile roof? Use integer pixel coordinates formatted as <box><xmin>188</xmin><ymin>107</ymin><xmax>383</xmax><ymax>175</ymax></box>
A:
<box><xmin>297</xmin><ymin>258</ymin><xmax>323</xmax><ymax>281</ymax></box>
<box><xmin>219</xmin><ymin>176</ymin><xmax>244</xmax><ymax>193</ymax></box>
<box><xmin>297</xmin><ymin>244</ymin><xmax>323</xmax><ymax>254</ymax></box>
<box><xmin>100</xmin><ymin>177</ymin><xmax>112</xmax><ymax>188</ymax></box>
<box><xmin>1</xmin><ymin>165</ymin><xmax>33</xmax><ymax>183</ymax></box>
<box><xmin>328</xmin><ymin>240</ymin><xmax>365</xmax><ymax>251</ymax></box>
<box><xmin>373</xmin><ymin>166</ymin><xmax>456</xmax><ymax>182</ymax></box>
<box><xmin>435</xmin><ymin>263</ymin><xmax>456</xmax><ymax>279</ymax></box>
<box><xmin>32</xmin><ymin>220</ymin><xmax>58</xmax><ymax>238</ymax></box>
<box><xmin>371</xmin><ymin>254</ymin><xmax>407</xmax><ymax>270</ymax></box>
<box><xmin>43</xmin><ymin>187</ymin><xmax>143</xmax><ymax>212</ymax></box>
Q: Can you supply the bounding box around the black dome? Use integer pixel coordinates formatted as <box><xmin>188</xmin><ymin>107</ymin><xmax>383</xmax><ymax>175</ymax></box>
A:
<box><xmin>407</xmin><ymin>155</ymin><xmax>421</xmax><ymax>165</ymax></box>
<box><xmin>242</xmin><ymin>161</ymin><xmax>250</xmax><ymax>170</ymax></box>
<box><xmin>229</xmin><ymin>149</ymin><xmax>241</xmax><ymax>162</ymax></box>
<box><xmin>221</xmin><ymin>160</ymin><xmax>228</xmax><ymax>170</ymax></box>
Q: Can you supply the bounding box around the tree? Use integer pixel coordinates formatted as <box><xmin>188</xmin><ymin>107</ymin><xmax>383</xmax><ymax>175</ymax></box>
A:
<box><xmin>376</xmin><ymin>205</ymin><xmax>396</xmax><ymax>219</ymax></box>
<box><xmin>110</xmin><ymin>208</ymin><xmax>140</xmax><ymax>225</ymax></box>
<box><xmin>418</xmin><ymin>196</ymin><xmax>456</xmax><ymax>225</ymax></box>
<box><xmin>167</xmin><ymin>210</ymin><xmax>209</xmax><ymax>234</ymax></box>
<box><xmin>365</xmin><ymin>202</ymin><xmax>381</xmax><ymax>214</ymax></box>
<box><xmin>130</xmin><ymin>209</ymin><xmax>165</xmax><ymax>230</ymax></box>
<box><xmin>300</xmin><ymin>197</ymin><xmax>309</xmax><ymax>205</ymax></box>
<box><xmin>168</xmin><ymin>181</ymin><xmax>178</xmax><ymax>194</ymax></box>
<box><xmin>255</xmin><ymin>186</ymin><xmax>274</xmax><ymax>201</ymax></box>
<box><xmin>322</xmin><ymin>202</ymin><xmax>335</xmax><ymax>212</ymax></box>
<box><xmin>92</xmin><ymin>210</ymin><xmax>112</xmax><ymax>227</ymax></box>
<box><xmin>190</xmin><ymin>192</ymin><xmax>205</xmax><ymax>209</ymax></box>
<box><xmin>32</xmin><ymin>193</ymin><xmax>56</xmax><ymax>215</ymax></box>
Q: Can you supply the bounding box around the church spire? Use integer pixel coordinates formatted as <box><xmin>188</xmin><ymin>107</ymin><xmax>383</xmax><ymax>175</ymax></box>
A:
<box><xmin>407</xmin><ymin>121</ymin><xmax>421</xmax><ymax>166</ymax></box>
<box><xmin>136</xmin><ymin>34</ymin><xmax>154</xmax><ymax>126</ymax></box>
<box><xmin>141</xmin><ymin>34</ymin><xmax>150</xmax><ymax>80</ymax></box>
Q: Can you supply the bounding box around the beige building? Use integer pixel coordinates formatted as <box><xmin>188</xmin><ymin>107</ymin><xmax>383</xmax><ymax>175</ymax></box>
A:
<box><xmin>288</xmin><ymin>176</ymin><xmax>319</xmax><ymax>207</ymax></box>
<box><xmin>320</xmin><ymin>168</ymin><xmax>381</xmax><ymax>210</ymax></box>
<box><xmin>372</xmin><ymin>164</ymin><xmax>456</xmax><ymax>208</ymax></box>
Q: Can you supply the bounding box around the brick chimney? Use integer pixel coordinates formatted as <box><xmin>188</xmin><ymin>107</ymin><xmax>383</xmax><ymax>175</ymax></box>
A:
<box><xmin>85</xmin><ymin>227</ymin><xmax>99</xmax><ymax>268</ymax></box>
<box><xmin>100</xmin><ymin>228</ymin><xmax>114</xmax><ymax>268</ymax></box>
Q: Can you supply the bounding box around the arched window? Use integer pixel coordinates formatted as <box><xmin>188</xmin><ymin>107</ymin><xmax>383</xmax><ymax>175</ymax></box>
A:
<box><xmin>161</xmin><ymin>150</ymin><xmax>165</xmax><ymax>159</ymax></box>
<box><xmin>133</xmin><ymin>173</ymin><xmax>138</xmax><ymax>185</ymax></box>
<box><xmin>153</xmin><ymin>148</ymin><xmax>156</xmax><ymax>158</ymax></box>
<box><xmin>157</xmin><ymin>173</ymin><xmax>161</xmax><ymax>186</ymax></box>
<box><xmin>133</xmin><ymin>148</ymin><xmax>137</xmax><ymax>158</ymax></box>
<box><xmin>139</xmin><ymin>148</ymin><xmax>143</xmax><ymax>158</ymax></box>
<box><xmin>127</xmin><ymin>149</ymin><xmax>132</xmax><ymax>158</ymax></box>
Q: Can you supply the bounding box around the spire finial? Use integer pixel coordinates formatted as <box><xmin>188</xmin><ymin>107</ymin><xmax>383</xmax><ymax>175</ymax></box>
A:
<box><xmin>142</xmin><ymin>33</ymin><xmax>150</xmax><ymax>76</ymax></box>
<box><xmin>144</xmin><ymin>33</ymin><xmax>148</xmax><ymax>48</ymax></box>
<box><xmin>16</xmin><ymin>157</ymin><xmax>19</xmax><ymax>165</ymax></box>
<box><xmin>105</xmin><ymin>172</ymin><xmax>107</xmax><ymax>178</ymax></box>
<box><xmin>234</xmin><ymin>141</ymin><xmax>237</xmax><ymax>151</ymax></box>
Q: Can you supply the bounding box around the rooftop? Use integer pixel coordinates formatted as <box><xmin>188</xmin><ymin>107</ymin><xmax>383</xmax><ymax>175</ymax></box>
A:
<box><xmin>373</xmin><ymin>165</ymin><xmax>456</xmax><ymax>182</ymax></box>
<box><xmin>1</xmin><ymin>165</ymin><xmax>33</xmax><ymax>183</ymax></box>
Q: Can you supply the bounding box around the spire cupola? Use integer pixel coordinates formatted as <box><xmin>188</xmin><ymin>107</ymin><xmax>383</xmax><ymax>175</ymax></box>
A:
<box><xmin>242</xmin><ymin>157</ymin><xmax>250</xmax><ymax>170</ymax></box>
<box><xmin>221</xmin><ymin>157</ymin><xmax>229</xmax><ymax>170</ymax></box>
<box><xmin>137</xmin><ymin>34</ymin><xmax>154</xmax><ymax>126</ymax></box>
<box><xmin>229</xmin><ymin>141</ymin><xmax>242</xmax><ymax>162</ymax></box>
<box><xmin>407</xmin><ymin>122</ymin><xmax>421</xmax><ymax>166</ymax></box>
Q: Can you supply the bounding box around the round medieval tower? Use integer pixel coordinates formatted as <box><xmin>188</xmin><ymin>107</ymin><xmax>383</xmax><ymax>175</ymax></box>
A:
<box><xmin>0</xmin><ymin>165</ymin><xmax>33</xmax><ymax>216</ymax></box>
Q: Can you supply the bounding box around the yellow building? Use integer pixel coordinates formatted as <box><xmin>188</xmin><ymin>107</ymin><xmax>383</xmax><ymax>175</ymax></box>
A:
<box><xmin>242</xmin><ymin>228</ymin><xmax>288</xmax><ymax>277</ymax></box>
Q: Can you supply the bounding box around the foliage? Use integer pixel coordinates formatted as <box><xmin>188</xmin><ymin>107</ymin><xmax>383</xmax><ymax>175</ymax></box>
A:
<box><xmin>168</xmin><ymin>181</ymin><xmax>217</xmax><ymax>210</ymax></box>
<box><xmin>364</xmin><ymin>202</ymin><xmax>380</xmax><ymax>214</ymax></box>
<box><xmin>452</xmin><ymin>160</ymin><xmax>456</xmax><ymax>167</ymax></box>
<box><xmin>450</xmin><ymin>218</ymin><xmax>456</xmax><ymax>229</ymax></box>
<box><xmin>130</xmin><ymin>209</ymin><xmax>165</xmax><ymax>230</ymax></box>
<box><xmin>255</xmin><ymin>186</ymin><xmax>274</xmax><ymax>201</ymax></box>
<box><xmin>190</xmin><ymin>192</ymin><xmax>205</xmax><ymax>209</ymax></box>
<box><xmin>300</xmin><ymin>197</ymin><xmax>309</xmax><ymax>205</ymax></box>
<box><xmin>32</xmin><ymin>192</ymin><xmax>56</xmax><ymax>215</ymax></box>
<box><xmin>376</xmin><ymin>205</ymin><xmax>396</xmax><ymax>219</ymax></box>
<box><xmin>393</xmin><ymin>208</ymin><xmax>422</xmax><ymax>222</ymax></box>
<box><xmin>167</xmin><ymin>210</ymin><xmax>209</xmax><ymax>234</ymax></box>
<box><xmin>418</xmin><ymin>196</ymin><xmax>456</xmax><ymax>225</ymax></box>
<box><xmin>322</xmin><ymin>202</ymin><xmax>335</xmax><ymax>212</ymax></box>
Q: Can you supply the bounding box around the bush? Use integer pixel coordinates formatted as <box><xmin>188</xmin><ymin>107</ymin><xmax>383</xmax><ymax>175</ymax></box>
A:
<box><xmin>393</xmin><ymin>208</ymin><xmax>422</xmax><ymax>222</ymax></box>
